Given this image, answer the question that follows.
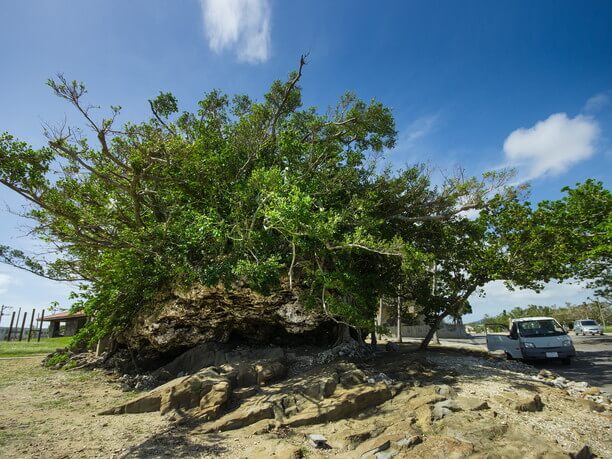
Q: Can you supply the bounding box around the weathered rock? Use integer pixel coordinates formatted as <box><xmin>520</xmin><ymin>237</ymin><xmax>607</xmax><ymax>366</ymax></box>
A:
<box><xmin>122</xmin><ymin>284</ymin><xmax>335</xmax><ymax>358</ymax></box>
<box><xmin>161</xmin><ymin>369</ymin><xmax>230</xmax><ymax>415</ymax></box>
<box><xmin>307</xmin><ymin>434</ymin><xmax>329</xmax><ymax>448</ymax></box>
<box><xmin>576</xmin><ymin>398</ymin><xmax>605</xmax><ymax>413</ymax></box>
<box><xmin>343</xmin><ymin>428</ymin><xmax>385</xmax><ymax>449</ymax></box>
<box><xmin>298</xmin><ymin>375</ymin><xmax>338</xmax><ymax>400</ymax></box>
<box><xmin>101</xmin><ymin>352</ymin><xmax>285</xmax><ymax>416</ymax></box>
<box><xmin>431</xmin><ymin>405</ymin><xmax>453</xmax><ymax>421</ymax></box>
<box><xmin>409</xmin><ymin>436</ymin><xmax>474</xmax><ymax>459</ymax></box>
<box><xmin>339</xmin><ymin>369</ymin><xmax>367</xmax><ymax>388</ymax></box>
<box><xmin>396</xmin><ymin>435</ymin><xmax>422</xmax><ymax>449</ymax></box>
<box><xmin>203</xmin><ymin>377</ymin><xmax>398</xmax><ymax>434</ymax></box>
<box><xmin>436</xmin><ymin>384</ymin><xmax>457</xmax><ymax>398</ymax></box>
<box><xmin>273</xmin><ymin>446</ymin><xmax>306</xmax><ymax>459</ymax></box>
<box><xmin>431</xmin><ymin>399</ymin><xmax>463</xmax><ymax>421</ymax></box>
<box><xmin>515</xmin><ymin>394</ymin><xmax>544</xmax><ymax>412</ymax></box>
<box><xmin>434</xmin><ymin>399</ymin><xmax>462</xmax><ymax>412</ymax></box>
<box><xmin>204</xmin><ymin>402</ymin><xmax>276</xmax><ymax>432</ymax></box>
<box><xmin>571</xmin><ymin>445</ymin><xmax>594</xmax><ymax>459</ymax></box>
<box><xmin>354</xmin><ymin>433</ymin><xmax>404</xmax><ymax>457</ymax></box>
<box><xmin>583</xmin><ymin>387</ymin><xmax>602</xmax><ymax>396</ymax></box>
<box><xmin>537</xmin><ymin>369</ymin><xmax>555</xmax><ymax>379</ymax></box>
<box><xmin>407</xmin><ymin>392</ymin><xmax>446</xmax><ymax>410</ymax></box>
<box><xmin>285</xmin><ymin>383</ymin><xmax>395</xmax><ymax>428</ymax></box>
<box><xmin>455</xmin><ymin>397</ymin><xmax>489</xmax><ymax>411</ymax></box>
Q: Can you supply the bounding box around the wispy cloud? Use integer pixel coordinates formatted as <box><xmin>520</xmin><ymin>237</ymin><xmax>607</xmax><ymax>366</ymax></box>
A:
<box><xmin>503</xmin><ymin>112</ymin><xmax>600</xmax><ymax>180</ymax></box>
<box><xmin>200</xmin><ymin>0</ymin><xmax>271</xmax><ymax>64</ymax></box>
<box><xmin>399</xmin><ymin>114</ymin><xmax>438</xmax><ymax>146</ymax></box>
<box><xmin>582</xmin><ymin>91</ymin><xmax>610</xmax><ymax>114</ymax></box>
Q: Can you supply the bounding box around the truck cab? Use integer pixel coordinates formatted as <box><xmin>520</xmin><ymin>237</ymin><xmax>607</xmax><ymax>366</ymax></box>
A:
<box><xmin>486</xmin><ymin>316</ymin><xmax>575</xmax><ymax>364</ymax></box>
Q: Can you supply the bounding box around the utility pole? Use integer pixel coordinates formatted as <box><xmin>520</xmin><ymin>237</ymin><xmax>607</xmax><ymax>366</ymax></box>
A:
<box><xmin>0</xmin><ymin>304</ymin><xmax>12</xmax><ymax>329</ymax></box>
<box><xmin>37</xmin><ymin>310</ymin><xmax>45</xmax><ymax>342</ymax></box>
<box><xmin>18</xmin><ymin>311</ymin><xmax>27</xmax><ymax>341</ymax></box>
<box><xmin>27</xmin><ymin>308</ymin><xmax>36</xmax><ymax>342</ymax></box>
<box><xmin>397</xmin><ymin>292</ymin><xmax>402</xmax><ymax>343</ymax></box>
<box><xmin>15</xmin><ymin>307</ymin><xmax>22</xmax><ymax>336</ymax></box>
<box><xmin>6</xmin><ymin>311</ymin><xmax>16</xmax><ymax>341</ymax></box>
<box><xmin>432</xmin><ymin>260</ymin><xmax>440</xmax><ymax>345</ymax></box>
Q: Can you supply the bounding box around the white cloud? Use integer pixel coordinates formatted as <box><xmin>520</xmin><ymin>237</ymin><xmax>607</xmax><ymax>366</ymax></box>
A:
<box><xmin>200</xmin><ymin>0</ymin><xmax>271</xmax><ymax>63</ymax></box>
<box><xmin>0</xmin><ymin>273</ymin><xmax>17</xmax><ymax>294</ymax></box>
<box><xmin>465</xmin><ymin>279</ymin><xmax>594</xmax><ymax>321</ymax></box>
<box><xmin>456</xmin><ymin>208</ymin><xmax>480</xmax><ymax>221</ymax></box>
<box><xmin>583</xmin><ymin>91</ymin><xmax>610</xmax><ymax>113</ymax></box>
<box><xmin>503</xmin><ymin>113</ymin><xmax>600</xmax><ymax>179</ymax></box>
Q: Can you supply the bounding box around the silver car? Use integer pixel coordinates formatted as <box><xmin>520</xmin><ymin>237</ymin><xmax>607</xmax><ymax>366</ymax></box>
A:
<box><xmin>573</xmin><ymin>319</ymin><xmax>604</xmax><ymax>335</ymax></box>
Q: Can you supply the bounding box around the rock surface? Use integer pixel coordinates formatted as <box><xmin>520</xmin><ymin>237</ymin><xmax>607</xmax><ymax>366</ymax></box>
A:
<box><xmin>122</xmin><ymin>284</ymin><xmax>335</xmax><ymax>359</ymax></box>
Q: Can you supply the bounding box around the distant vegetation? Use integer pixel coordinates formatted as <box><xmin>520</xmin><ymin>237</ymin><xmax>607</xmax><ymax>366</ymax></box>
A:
<box><xmin>469</xmin><ymin>300</ymin><xmax>611</xmax><ymax>332</ymax></box>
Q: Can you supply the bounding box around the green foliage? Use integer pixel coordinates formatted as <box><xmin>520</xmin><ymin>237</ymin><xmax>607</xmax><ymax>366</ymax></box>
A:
<box><xmin>44</xmin><ymin>352</ymin><xmax>69</xmax><ymax>367</ymax></box>
<box><xmin>0</xmin><ymin>63</ymin><xmax>609</xmax><ymax>345</ymax></box>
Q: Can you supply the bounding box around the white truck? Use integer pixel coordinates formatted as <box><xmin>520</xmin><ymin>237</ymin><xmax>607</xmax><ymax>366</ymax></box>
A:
<box><xmin>486</xmin><ymin>316</ymin><xmax>576</xmax><ymax>365</ymax></box>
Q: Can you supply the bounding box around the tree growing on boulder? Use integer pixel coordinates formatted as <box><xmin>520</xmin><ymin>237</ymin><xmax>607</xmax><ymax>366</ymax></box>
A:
<box><xmin>0</xmin><ymin>58</ymin><xmax>608</xmax><ymax>353</ymax></box>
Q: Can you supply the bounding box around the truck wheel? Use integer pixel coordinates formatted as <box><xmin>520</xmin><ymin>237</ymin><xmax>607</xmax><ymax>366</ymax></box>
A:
<box><xmin>505</xmin><ymin>352</ymin><xmax>513</xmax><ymax>360</ymax></box>
<box><xmin>562</xmin><ymin>358</ymin><xmax>571</xmax><ymax>365</ymax></box>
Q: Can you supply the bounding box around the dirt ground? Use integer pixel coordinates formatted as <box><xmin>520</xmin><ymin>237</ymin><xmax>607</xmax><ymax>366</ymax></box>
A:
<box><xmin>0</xmin><ymin>348</ymin><xmax>610</xmax><ymax>458</ymax></box>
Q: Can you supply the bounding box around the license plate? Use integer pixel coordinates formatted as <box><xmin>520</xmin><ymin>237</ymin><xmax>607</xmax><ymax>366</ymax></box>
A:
<box><xmin>546</xmin><ymin>352</ymin><xmax>558</xmax><ymax>358</ymax></box>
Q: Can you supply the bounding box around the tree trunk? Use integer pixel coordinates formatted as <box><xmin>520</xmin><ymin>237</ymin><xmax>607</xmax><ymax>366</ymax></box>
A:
<box><xmin>420</xmin><ymin>312</ymin><xmax>449</xmax><ymax>350</ymax></box>
<box><xmin>331</xmin><ymin>323</ymin><xmax>371</xmax><ymax>358</ymax></box>
<box><xmin>333</xmin><ymin>323</ymin><xmax>365</xmax><ymax>347</ymax></box>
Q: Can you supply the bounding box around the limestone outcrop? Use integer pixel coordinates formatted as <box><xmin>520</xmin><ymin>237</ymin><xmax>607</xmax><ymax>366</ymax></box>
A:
<box><xmin>121</xmin><ymin>284</ymin><xmax>335</xmax><ymax>360</ymax></box>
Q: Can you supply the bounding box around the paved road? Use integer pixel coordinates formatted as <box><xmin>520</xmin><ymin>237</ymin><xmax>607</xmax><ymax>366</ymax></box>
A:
<box><xmin>442</xmin><ymin>334</ymin><xmax>612</xmax><ymax>396</ymax></box>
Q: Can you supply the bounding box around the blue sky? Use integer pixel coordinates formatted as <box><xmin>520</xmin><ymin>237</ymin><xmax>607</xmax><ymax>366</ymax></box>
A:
<box><xmin>1</xmin><ymin>0</ymin><xmax>611</xmax><ymax>324</ymax></box>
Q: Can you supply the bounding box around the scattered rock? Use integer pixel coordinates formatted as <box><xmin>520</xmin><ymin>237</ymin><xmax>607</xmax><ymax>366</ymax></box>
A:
<box><xmin>385</xmin><ymin>342</ymin><xmax>400</xmax><ymax>352</ymax></box>
<box><xmin>456</xmin><ymin>397</ymin><xmax>489</xmax><ymax>411</ymax></box>
<box><xmin>571</xmin><ymin>445</ymin><xmax>594</xmax><ymax>459</ymax></box>
<box><xmin>285</xmin><ymin>383</ymin><xmax>395</xmax><ymax>428</ymax></box>
<box><xmin>396</xmin><ymin>435</ymin><xmax>422</xmax><ymax>449</ymax></box>
<box><xmin>432</xmin><ymin>405</ymin><xmax>453</xmax><ymax>421</ymax></box>
<box><xmin>409</xmin><ymin>436</ymin><xmax>474</xmax><ymax>459</ymax></box>
<box><xmin>552</xmin><ymin>376</ymin><xmax>568</xmax><ymax>388</ymax></box>
<box><xmin>339</xmin><ymin>369</ymin><xmax>367</xmax><ymax>388</ymax></box>
<box><xmin>538</xmin><ymin>369</ymin><xmax>555</xmax><ymax>379</ymax></box>
<box><xmin>307</xmin><ymin>434</ymin><xmax>329</xmax><ymax>449</ymax></box>
<box><xmin>436</xmin><ymin>384</ymin><xmax>457</xmax><ymax>398</ymax></box>
<box><xmin>515</xmin><ymin>394</ymin><xmax>544</xmax><ymax>412</ymax></box>
<box><xmin>576</xmin><ymin>398</ymin><xmax>605</xmax><ymax>413</ymax></box>
<box><xmin>583</xmin><ymin>387</ymin><xmax>602</xmax><ymax>396</ymax></box>
<box><xmin>355</xmin><ymin>433</ymin><xmax>404</xmax><ymax>457</ymax></box>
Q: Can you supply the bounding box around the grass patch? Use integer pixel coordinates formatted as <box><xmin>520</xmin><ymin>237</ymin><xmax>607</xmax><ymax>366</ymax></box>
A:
<box><xmin>44</xmin><ymin>352</ymin><xmax>69</xmax><ymax>367</ymax></box>
<box><xmin>0</xmin><ymin>337</ymin><xmax>72</xmax><ymax>358</ymax></box>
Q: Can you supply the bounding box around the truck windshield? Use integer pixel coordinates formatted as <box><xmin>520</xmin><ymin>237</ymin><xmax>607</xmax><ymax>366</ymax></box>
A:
<box><xmin>581</xmin><ymin>320</ymin><xmax>597</xmax><ymax>326</ymax></box>
<box><xmin>517</xmin><ymin>319</ymin><xmax>565</xmax><ymax>337</ymax></box>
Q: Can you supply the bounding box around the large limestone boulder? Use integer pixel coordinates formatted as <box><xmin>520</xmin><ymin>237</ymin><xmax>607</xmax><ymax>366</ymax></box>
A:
<box><xmin>100</xmin><ymin>351</ymin><xmax>287</xmax><ymax>416</ymax></box>
<box><xmin>122</xmin><ymin>284</ymin><xmax>335</xmax><ymax>359</ymax></box>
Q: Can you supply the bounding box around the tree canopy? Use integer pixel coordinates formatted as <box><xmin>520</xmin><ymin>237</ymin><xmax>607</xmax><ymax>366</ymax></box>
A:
<box><xmin>1</xmin><ymin>60</ymin><xmax>609</xmax><ymax>346</ymax></box>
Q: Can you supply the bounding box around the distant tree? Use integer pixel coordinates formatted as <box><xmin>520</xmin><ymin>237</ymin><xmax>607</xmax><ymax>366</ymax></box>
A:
<box><xmin>530</xmin><ymin>180</ymin><xmax>611</xmax><ymax>301</ymax></box>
